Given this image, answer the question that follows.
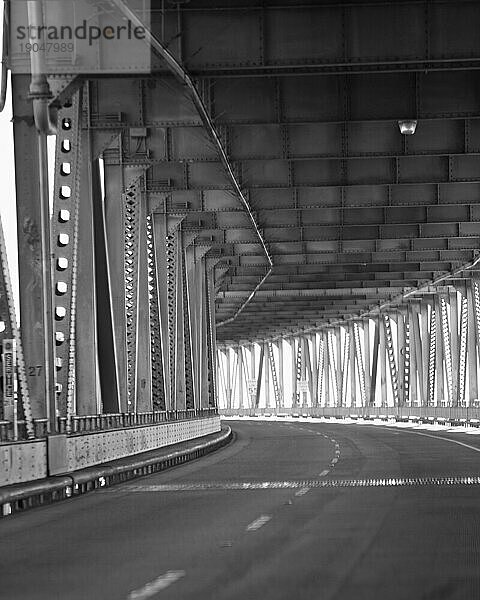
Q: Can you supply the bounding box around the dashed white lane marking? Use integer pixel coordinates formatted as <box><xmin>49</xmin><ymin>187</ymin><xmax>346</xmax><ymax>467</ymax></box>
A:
<box><xmin>246</xmin><ymin>515</ymin><xmax>272</xmax><ymax>531</ymax></box>
<box><xmin>294</xmin><ymin>487</ymin><xmax>310</xmax><ymax>497</ymax></box>
<box><xmin>319</xmin><ymin>470</ymin><xmax>330</xmax><ymax>477</ymax></box>
<box><xmin>128</xmin><ymin>571</ymin><xmax>186</xmax><ymax>599</ymax></box>
<box><xmin>331</xmin><ymin>458</ymin><xmax>338</xmax><ymax>465</ymax></box>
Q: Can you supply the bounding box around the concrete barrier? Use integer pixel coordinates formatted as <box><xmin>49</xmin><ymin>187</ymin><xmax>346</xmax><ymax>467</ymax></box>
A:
<box><xmin>1</xmin><ymin>416</ymin><xmax>220</xmax><ymax>486</ymax></box>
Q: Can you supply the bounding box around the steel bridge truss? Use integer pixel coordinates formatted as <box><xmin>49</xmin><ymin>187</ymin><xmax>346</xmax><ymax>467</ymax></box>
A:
<box><xmin>218</xmin><ymin>281</ymin><xmax>480</xmax><ymax>410</ymax></box>
<box><xmin>8</xmin><ymin>79</ymin><xmax>219</xmax><ymax>433</ymax></box>
<box><xmin>5</xmin><ymin>0</ymin><xmax>480</xmax><ymax>434</ymax></box>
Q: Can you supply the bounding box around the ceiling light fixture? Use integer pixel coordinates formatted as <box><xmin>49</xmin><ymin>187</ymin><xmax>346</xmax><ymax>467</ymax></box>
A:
<box><xmin>398</xmin><ymin>119</ymin><xmax>418</xmax><ymax>135</ymax></box>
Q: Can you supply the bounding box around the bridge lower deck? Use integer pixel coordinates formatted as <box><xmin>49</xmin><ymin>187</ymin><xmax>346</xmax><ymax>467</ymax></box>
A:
<box><xmin>2</xmin><ymin>420</ymin><xmax>480</xmax><ymax>599</ymax></box>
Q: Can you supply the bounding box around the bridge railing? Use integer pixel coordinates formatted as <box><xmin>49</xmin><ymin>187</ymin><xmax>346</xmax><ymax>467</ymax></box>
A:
<box><xmin>0</xmin><ymin>408</ymin><xmax>218</xmax><ymax>443</ymax></box>
<box><xmin>219</xmin><ymin>406</ymin><xmax>480</xmax><ymax>423</ymax></box>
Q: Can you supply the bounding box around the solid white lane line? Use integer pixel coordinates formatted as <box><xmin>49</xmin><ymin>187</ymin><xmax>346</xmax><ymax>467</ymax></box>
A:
<box><xmin>246</xmin><ymin>515</ymin><xmax>272</xmax><ymax>531</ymax></box>
<box><xmin>400</xmin><ymin>429</ymin><xmax>480</xmax><ymax>453</ymax></box>
<box><xmin>295</xmin><ymin>487</ymin><xmax>310</xmax><ymax>497</ymax></box>
<box><xmin>319</xmin><ymin>470</ymin><xmax>330</xmax><ymax>477</ymax></box>
<box><xmin>128</xmin><ymin>571</ymin><xmax>186</xmax><ymax>599</ymax></box>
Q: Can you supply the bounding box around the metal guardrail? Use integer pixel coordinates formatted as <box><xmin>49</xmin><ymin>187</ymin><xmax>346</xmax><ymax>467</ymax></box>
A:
<box><xmin>0</xmin><ymin>426</ymin><xmax>233</xmax><ymax>518</ymax></box>
<box><xmin>219</xmin><ymin>406</ymin><xmax>480</xmax><ymax>423</ymax></box>
<box><xmin>0</xmin><ymin>408</ymin><xmax>218</xmax><ymax>443</ymax></box>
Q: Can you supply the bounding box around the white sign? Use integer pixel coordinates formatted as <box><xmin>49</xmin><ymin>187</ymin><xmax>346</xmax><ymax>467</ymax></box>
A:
<box><xmin>247</xmin><ymin>379</ymin><xmax>257</xmax><ymax>396</ymax></box>
<box><xmin>298</xmin><ymin>380</ymin><xmax>309</xmax><ymax>393</ymax></box>
<box><xmin>2</xmin><ymin>339</ymin><xmax>17</xmax><ymax>436</ymax></box>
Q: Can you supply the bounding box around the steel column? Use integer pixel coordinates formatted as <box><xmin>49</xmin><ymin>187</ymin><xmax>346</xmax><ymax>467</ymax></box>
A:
<box><xmin>335</xmin><ymin>327</ymin><xmax>342</xmax><ymax>407</ymax></box>
<box><xmin>457</xmin><ymin>294</ymin><xmax>468</xmax><ymax>407</ymax></box>
<box><xmin>467</xmin><ymin>283</ymin><xmax>478</xmax><ymax>405</ymax></box>
<box><xmin>440</xmin><ymin>296</ymin><xmax>454</xmax><ymax>406</ymax></box>
<box><xmin>12</xmin><ymin>75</ymin><xmax>52</xmax><ymax>422</ymax></box>
<box><xmin>277</xmin><ymin>340</ymin><xmax>284</xmax><ymax>408</ymax></box>
<box><xmin>449</xmin><ymin>289</ymin><xmax>459</xmax><ymax>404</ymax></box>
<box><xmin>370</xmin><ymin>320</ymin><xmax>379</xmax><ymax>406</ymax></box>
<box><xmin>349</xmin><ymin>323</ymin><xmax>356</xmax><ymax>408</ymax></box>
<box><xmin>255</xmin><ymin>343</ymin><xmax>264</xmax><ymax>408</ymax></box>
<box><xmin>427</xmin><ymin>305</ymin><xmax>437</xmax><ymax>406</ymax></box>
<box><xmin>435</xmin><ymin>294</ymin><xmax>445</xmax><ymax>406</ymax></box>
<box><xmin>396</xmin><ymin>311</ymin><xmax>406</xmax><ymax>406</ymax></box>
<box><xmin>353</xmin><ymin>322</ymin><xmax>366</xmax><ymax>408</ymax></box>
<box><xmin>363</xmin><ymin>319</ymin><xmax>371</xmax><ymax>407</ymax></box>
<box><xmin>237</xmin><ymin>345</ymin><xmax>245</xmax><ymax>409</ymax></box>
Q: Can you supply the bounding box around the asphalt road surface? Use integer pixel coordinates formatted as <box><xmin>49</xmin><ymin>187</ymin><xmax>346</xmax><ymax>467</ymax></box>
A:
<box><xmin>2</xmin><ymin>419</ymin><xmax>480</xmax><ymax>599</ymax></box>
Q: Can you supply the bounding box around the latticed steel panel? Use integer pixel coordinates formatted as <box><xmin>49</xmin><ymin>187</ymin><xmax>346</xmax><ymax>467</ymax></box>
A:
<box><xmin>123</xmin><ymin>181</ymin><xmax>141</xmax><ymax>410</ymax></box>
<box><xmin>327</xmin><ymin>330</ymin><xmax>338</xmax><ymax>407</ymax></box>
<box><xmin>474</xmin><ymin>282</ymin><xmax>480</xmax><ymax>351</ymax></box>
<box><xmin>205</xmin><ymin>267</ymin><xmax>217</xmax><ymax>407</ymax></box>
<box><xmin>267</xmin><ymin>341</ymin><xmax>281</xmax><ymax>408</ymax></box>
<box><xmin>146</xmin><ymin>214</ymin><xmax>165</xmax><ymax>410</ymax></box>
<box><xmin>165</xmin><ymin>230</ymin><xmax>177</xmax><ymax>403</ymax></box>
<box><xmin>458</xmin><ymin>296</ymin><xmax>468</xmax><ymax>407</ymax></box>
<box><xmin>383</xmin><ymin>315</ymin><xmax>399</xmax><ymax>407</ymax></box>
<box><xmin>440</xmin><ymin>297</ymin><xmax>454</xmax><ymax>406</ymax></box>
<box><xmin>51</xmin><ymin>93</ymin><xmax>82</xmax><ymax>423</ymax></box>
<box><xmin>404</xmin><ymin>320</ymin><xmax>411</xmax><ymax>406</ymax></box>
<box><xmin>317</xmin><ymin>337</ymin><xmax>325</xmax><ymax>407</ymax></box>
<box><xmin>340</xmin><ymin>329</ymin><xmax>350</xmax><ymax>407</ymax></box>
<box><xmin>180</xmin><ymin>243</ymin><xmax>195</xmax><ymax>409</ymax></box>
<box><xmin>428</xmin><ymin>308</ymin><xmax>437</xmax><ymax>406</ymax></box>
<box><xmin>293</xmin><ymin>339</ymin><xmax>302</xmax><ymax>407</ymax></box>
<box><xmin>0</xmin><ymin>215</ymin><xmax>33</xmax><ymax>434</ymax></box>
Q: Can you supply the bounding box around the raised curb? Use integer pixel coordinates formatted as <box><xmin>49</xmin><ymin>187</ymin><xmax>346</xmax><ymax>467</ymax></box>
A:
<box><xmin>222</xmin><ymin>412</ymin><xmax>480</xmax><ymax>427</ymax></box>
<box><xmin>0</xmin><ymin>426</ymin><xmax>233</xmax><ymax>517</ymax></box>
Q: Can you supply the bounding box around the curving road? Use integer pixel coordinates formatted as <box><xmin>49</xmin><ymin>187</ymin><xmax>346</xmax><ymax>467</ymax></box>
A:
<box><xmin>2</xmin><ymin>420</ymin><xmax>480</xmax><ymax>599</ymax></box>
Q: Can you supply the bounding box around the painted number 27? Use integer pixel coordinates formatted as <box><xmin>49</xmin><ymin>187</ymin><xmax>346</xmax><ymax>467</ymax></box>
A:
<box><xmin>28</xmin><ymin>366</ymin><xmax>42</xmax><ymax>376</ymax></box>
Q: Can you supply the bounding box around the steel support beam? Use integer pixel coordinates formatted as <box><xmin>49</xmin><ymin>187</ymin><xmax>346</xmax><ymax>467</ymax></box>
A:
<box><xmin>12</xmin><ymin>75</ymin><xmax>53</xmax><ymax>423</ymax></box>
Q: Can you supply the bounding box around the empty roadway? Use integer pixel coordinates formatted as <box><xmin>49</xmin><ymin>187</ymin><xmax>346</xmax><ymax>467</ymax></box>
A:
<box><xmin>1</xmin><ymin>420</ymin><xmax>480</xmax><ymax>599</ymax></box>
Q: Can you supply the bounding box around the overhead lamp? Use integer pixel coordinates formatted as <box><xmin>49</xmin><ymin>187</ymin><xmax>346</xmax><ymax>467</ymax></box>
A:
<box><xmin>398</xmin><ymin>119</ymin><xmax>417</xmax><ymax>135</ymax></box>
